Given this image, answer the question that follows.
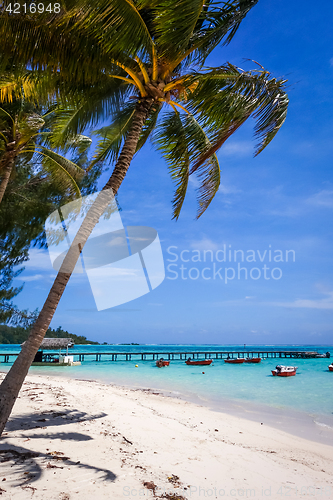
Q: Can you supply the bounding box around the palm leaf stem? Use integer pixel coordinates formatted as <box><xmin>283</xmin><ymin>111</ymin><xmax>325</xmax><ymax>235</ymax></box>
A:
<box><xmin>0</xmin><ymin>107</ymin><xmax>15</xmax><ymax>128</ymax></box>
<box><xmin>0</xmin><ymin>132</ymin><xmax>7</xmax><ymax>144</ymax></box>
<box><xmin>152</xmin><ymin>45</ymin><xmax>158</xmax><ymax>81</ymax></box>
<box><xmin>135</xmin><ymin>57</ymin><xmax>150</xmax><ymax>84</ymax></box>
<box><xmin>108</xmin><ymin>75</ymin><xmax>137</xmax><ymax>86</ymax></box>
<box><xmin>167</xmin><ymin>100</ymin><xmax>191</xmax><ymax>115</ymax></box>
<box><xmin>111</xmin><ymin>60</ymin><xmax>146</xmax><ymax>96</ymax></box>
<box><xmin>168</xmin><ymin>102</ymin><xmax>179</xmax><ymax>115</ymax></box>
<box><xmin>190</xmin><ymin>118</ymin><xmax>247</xmax><ymax>175</ymax></box>
<box><xmin>163</xmin><ymin>77</ymin><xmax>188</xmax><ymax>92</ymax></box>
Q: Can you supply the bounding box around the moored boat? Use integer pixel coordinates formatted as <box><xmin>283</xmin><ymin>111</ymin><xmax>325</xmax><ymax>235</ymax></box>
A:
<box><xmin>328</xmin><ymin>364</ymin><xmax>333</xmax><ymax>372</ymax></box>
<box><xmin>185</xmin><ymin>359</ymin><xmax>212</xmax><ymax>366</ymax></box>
<box><xmin>271</xmin><ymin>365</ymin><xmax>297</xmax><ymax>377</ymax></box>
<box><xmin>156</xmin><ymin>359</ymin><xmax>170</xmax><ymax>367</ymax></box>
<box><xmin>224</xmin><ymin>358</ymin><xmax>245</xmax><ymax>364</ymax></box>
<box><xmin>244</xmin><ymin>357</ymin><xmax>261</xmax><ymax>363</ymax></box>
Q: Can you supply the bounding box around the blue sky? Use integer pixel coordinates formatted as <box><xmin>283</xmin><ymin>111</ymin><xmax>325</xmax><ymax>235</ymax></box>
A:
<box><xmin>13</xmin><ymin>0</ymin><xmax>333</xmax><ymax>345</ymax></box>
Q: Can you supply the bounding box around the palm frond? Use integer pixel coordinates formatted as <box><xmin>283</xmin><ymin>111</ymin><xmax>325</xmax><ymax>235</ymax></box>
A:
<box><xmin>140</xmin><ymin>0</ymin><xmax>205</xmax><ymax>63</ymax></box>
<box><xmin>0</xmin><ymin>107</ymin><xmax>14</xmax><ymax>126</ymax></box>
<box><xmin>153</xmin><ymin>109</ymin><xmax>221</xmax><ymax>218</ymax></box>
<box><xmin>159</xmin><ymin>0</ymin><xmax>258</xmax><ymax>74</ymax></box>
<box><xmin>42</xmin><ymin>78</ymin><xmax>131</xmax><ymax>148</ymax></box>
<box><xmin>153</xmin><ymin>111</ymin><xmax>190</xmax><ymax>219</ymax></box>
<box><xmin>186</xmin><ymin>63</ymin><xmax>289</xmax><ymax>156</ymax></box>
<box><xmin>21</xmin><ymin>146</ymin><xmax>84</xmax><ymax>196</ymax></box>
<box><xmin>64</xmin><ymin>0</ymin><xmax>154</xmax><ymax>60</ymax></box>
<box><xmin>43</xmin><ymin>106</ymin><xmax>88</xmax><ymax>149</ymax></box>
<box><xmin>181</xmin><ymin>114</ymin><xmax>221</xmax><ymax>218</ymax></box>
<box><xmin>92</xmin><ymin>103</ymin><xmax>137</xmax><ymax>167</ymax></box>
<box><xmin>16</xmin><ymin>114</ymin><xmax>46</xmax><ymax>148</ymax></box>
<box><xmin>0</xmin><ymin>74</ymin><xmax>37</xmax><ymax>104</ymax></box>
<box><xmin>66</xmin><ymin>135</ymin><xmax>92</xmax><ymax>155</ymax></box>
<box><xmin>192</xmin><ymin>0</ymin><xmax>259</xmax><ymax>59</ymax></box>
<box><xmin>17</xmin><ymin>148</ymin><xmax>36</xmax><ymax>165</ymax></box>
<box><xmin>0</xmin><ymin>1</ymin><xmax>152</xmax><ymax>84</ymax></box>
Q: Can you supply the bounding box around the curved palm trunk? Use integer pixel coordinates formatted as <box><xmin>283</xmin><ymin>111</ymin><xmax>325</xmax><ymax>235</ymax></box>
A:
<box><xmin>0</xmin><ymin>158</ymin><xmax>14</xmax><ymax>204</ymax></box>
<box><xmin>0</xmin><ymin>98</ymin><xmax>153</xmax><ymax>436</ymax></box>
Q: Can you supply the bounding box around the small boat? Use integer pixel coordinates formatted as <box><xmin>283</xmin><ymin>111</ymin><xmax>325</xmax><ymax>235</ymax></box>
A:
<box><xmin>328</xmin><ymin>364</ymin><xmax>333</xmax><ymax>372</ymax></box>
<box><xmin>224</xmin><ymin>358</ymin><xmax>245</xmax><ymax>364</ymax></box>
<box><xmin>244</xmin><ymin>357</ymin><xmax>261</xmax><ymax>363</ymax></box>
<box><xmin>185</xmin><ymin>359</ymin><xmax>212</xmax><ymax>366</ymax></box>
<box><xmin>156</xmin><ymin>359</ymin><xmax>170</xmax><ymax>367</ymax></box>
<box><xmin>271</xmin><ymin>365</ymin><xmax>297</xmax><ymax>377</ymax></box>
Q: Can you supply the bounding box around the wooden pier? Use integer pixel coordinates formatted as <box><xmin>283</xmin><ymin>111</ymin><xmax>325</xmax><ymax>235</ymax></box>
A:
<box><xmin>0</xmin><ymin>350</ymin><xmax>330</xmax><ymax>363</ymax></box>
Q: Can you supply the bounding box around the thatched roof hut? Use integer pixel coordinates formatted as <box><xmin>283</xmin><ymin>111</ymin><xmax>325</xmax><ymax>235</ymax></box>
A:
<box><xmin>22</xmin><ymin>338</ymin><xmax>74</xmax><ymax>350</ymax></box>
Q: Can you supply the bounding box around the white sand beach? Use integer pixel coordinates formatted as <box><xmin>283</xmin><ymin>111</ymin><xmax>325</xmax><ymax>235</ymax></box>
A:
<box><xmin>0</xmin><ymin>372</ymin><xmax>332</xmax><ymax>500</ymax></box>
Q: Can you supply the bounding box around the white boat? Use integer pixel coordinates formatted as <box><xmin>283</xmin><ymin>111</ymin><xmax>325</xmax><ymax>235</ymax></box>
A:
<box><xmin>271</xmin><ymin>365</ymin><xmax>297</xmax><ymax>377</ymax></box>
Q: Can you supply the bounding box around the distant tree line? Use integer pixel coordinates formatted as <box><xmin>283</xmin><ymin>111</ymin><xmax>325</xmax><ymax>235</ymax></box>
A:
<box><xmin>0</xmin><ymin>324</ymin><xmax>99</xmax><ymax>345</ymax></box>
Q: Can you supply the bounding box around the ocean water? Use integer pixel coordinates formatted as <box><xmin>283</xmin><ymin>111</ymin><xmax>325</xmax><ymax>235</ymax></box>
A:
<box><xmin>1</xmin><ymin>344</ymin><xmax>333</xmax><ymax>443</ymax></box>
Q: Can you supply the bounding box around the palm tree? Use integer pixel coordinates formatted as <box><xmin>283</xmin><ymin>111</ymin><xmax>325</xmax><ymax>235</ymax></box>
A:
<box><xmin>0</xmin><ymin>0</ymin><xmax>289</xmax><ymax>434</ymax></box>
<box><xmin>0</xmin><ymin>75</ymin><xmax>91</xmax><ymax>204</ymax></box>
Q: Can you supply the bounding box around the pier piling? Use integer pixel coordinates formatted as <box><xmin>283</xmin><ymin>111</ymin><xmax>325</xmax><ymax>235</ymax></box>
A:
<box><xmin>0</xmin><ymin>350</ymin><xmax>330</xmax><ymax>364</ymax></box>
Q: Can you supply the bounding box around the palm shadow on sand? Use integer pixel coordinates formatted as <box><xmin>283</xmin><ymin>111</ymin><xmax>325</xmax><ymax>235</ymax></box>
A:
<box><xmin>5</xmin><ymin>408</ymin><xmax>107</xmax><ymax>432</ymax></box>
<box><xmin>1</xmin><ymin>408</ymin><xmax>116</xmax><ymax>487</ymax></box>
<box><xmin>0</xmin><ymin>444</ymin><xmax>117</xmax><ymax>487</ymax></box>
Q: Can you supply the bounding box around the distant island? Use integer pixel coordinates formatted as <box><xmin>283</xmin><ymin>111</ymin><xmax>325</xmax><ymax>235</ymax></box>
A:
<box><xmin>0</xmin><ymin>324</ymin><xmax>99</xmax><ymax>345</ymax></box>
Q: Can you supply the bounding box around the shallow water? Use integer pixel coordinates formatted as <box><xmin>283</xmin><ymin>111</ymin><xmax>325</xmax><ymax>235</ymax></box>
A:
<box><xmin>1</xmin><ymin>344</ymin><xmax>333</xmax><ymax>443</ymax></box>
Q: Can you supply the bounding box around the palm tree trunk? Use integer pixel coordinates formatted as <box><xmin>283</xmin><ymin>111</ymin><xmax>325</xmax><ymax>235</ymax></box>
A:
<box><xmin>0</xmin><ymin>158</ymin><xmax>14</xmax><ymax>204</ymax></box>
<box><xmin>0</xmin><ymin>98</ymin><xmax>153</xmax><ymax>436</ymax></box>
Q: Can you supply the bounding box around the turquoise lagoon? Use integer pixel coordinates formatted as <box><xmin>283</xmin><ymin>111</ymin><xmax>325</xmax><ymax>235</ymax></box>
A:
<box><xmin>1</xmin><ymin>344</ymin><xmax>333</xmax><ymax>444</ymax></box>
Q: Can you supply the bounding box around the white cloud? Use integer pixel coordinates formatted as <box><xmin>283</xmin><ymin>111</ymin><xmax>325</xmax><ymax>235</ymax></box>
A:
<box><xmin>90</xmin><ymin>267</ymin><xmax>140</xmax><ymax>278</ymax></box>
<box><xmin>189</xmin><ymin>176</ymin><xmax>200</xmax><ymax>188</ymax></box>
<box><xmin>219</xmin><ymin>140</ymin><xmax>253</xmax><ymax>157</ymax></box>
<box><xmin>267</xmin><ymin>188</ymin><xmax>333</xmax><ymax>217</ymax></box>
<box><xmin>219</xmin><ymin>184</ymin><xmax>242</xmax><ymax>195</ymax></box>
<box><xmin>212</xmin><ymin>291</ymin><xmax>333</xmax><ymax>310</ymax></box>
<box><xmin>306</xmin><ymin>189</ymin><xmax>333</xmax><ymax>208</ymax></box>
<box><xmin>190</xmin><ymin>176</ymin><xmax>241</xmax><ymax>197</ymax></box>
<box><xmin>24</xmin><ymin>248</ymin><xmax>53</xmax><ymax>271</ymax></box>
<box><xmin>271</xmin><ymin>292</ymin><xmax>333</xmax><ymax>310</ymax></box>
<box><xmin>16</xmin><ymin>274</ymin><xmax>43</xmax><ymax>282</ymax></box>
<box><xmin>190</xmin><ymin>237</ymin><xmax>219</xmax><ymax>251</ymax></box>
<box><xmin>267</xmin><ymin>206</ymin><xmax>302</xmax><ymax>217</ymax></box>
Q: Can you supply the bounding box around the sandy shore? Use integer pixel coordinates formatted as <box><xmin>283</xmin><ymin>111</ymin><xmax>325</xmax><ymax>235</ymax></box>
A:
<box><xmin>0</xmin><ymin>372</ymin><xmax>332</xmax><ymax>500</ymax></box>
